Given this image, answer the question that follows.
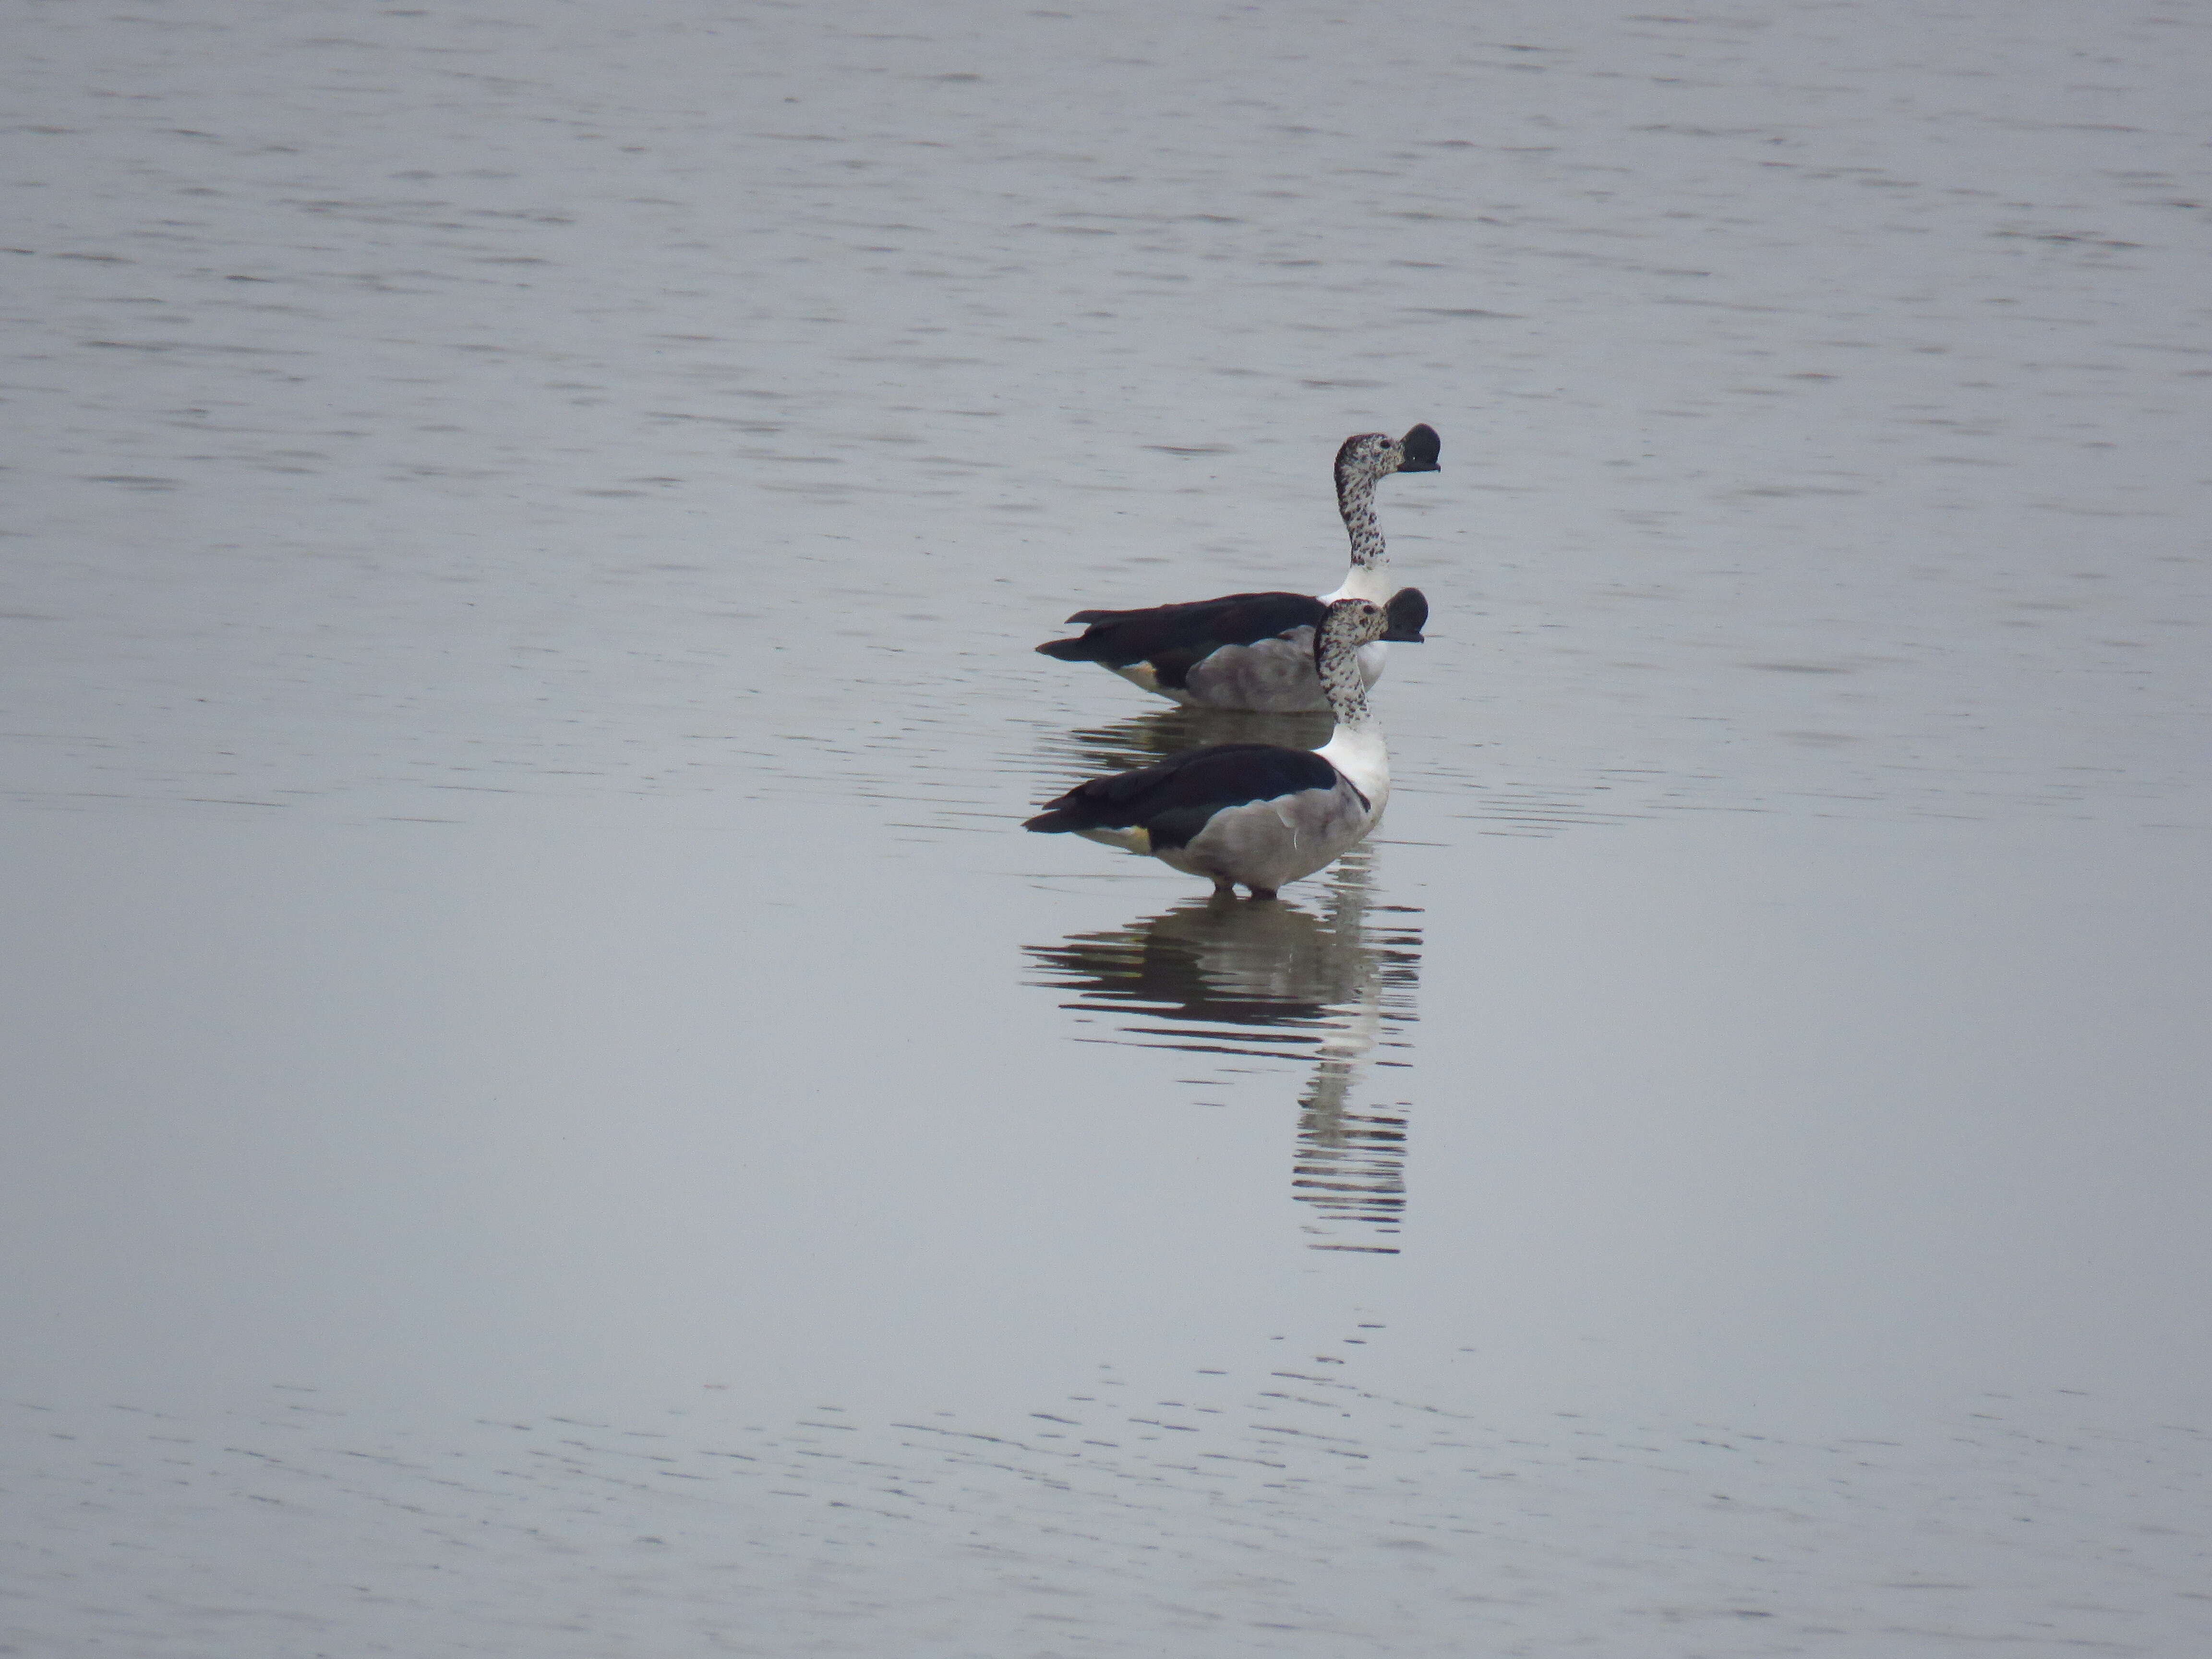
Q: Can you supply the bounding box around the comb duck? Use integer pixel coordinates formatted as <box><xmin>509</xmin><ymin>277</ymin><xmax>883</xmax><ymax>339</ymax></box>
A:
<box><xmin>1035</xmin><ymin>424</ymin><xmax>1440</xmax><ymax>713</ymax></box>
<box><xmin>1025</xmin><ymin>597</ymin><xmax>1401</xmax><ymax>899</ymax></box>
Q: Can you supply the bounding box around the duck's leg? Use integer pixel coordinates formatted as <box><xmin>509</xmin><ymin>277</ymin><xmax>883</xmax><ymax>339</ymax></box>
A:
<box><xmin>1211</xmin><ymin>876</ymin><xmax>1238</xmax><ymax>898</ymax></box>
<box><xmin>1247</xmin><ymin>886</ymin><xmax>1279</xmax><ymax>901</ymax></box>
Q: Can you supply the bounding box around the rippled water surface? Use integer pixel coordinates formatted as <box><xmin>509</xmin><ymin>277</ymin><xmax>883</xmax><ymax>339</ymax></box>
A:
<box><xmin>6</xmin><ymin>3</ymin><xmax>2210</xmax><ymax>1654</ymax></box>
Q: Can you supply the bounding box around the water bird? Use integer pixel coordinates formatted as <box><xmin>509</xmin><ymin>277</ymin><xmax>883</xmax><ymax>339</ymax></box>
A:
<box><xmin>1024</xmin><ymin>597</ymin><xmax>1402</xmax><ymax>899</ymax></box>
<box><xmin>1035</xmin><ymin>425</ymin><xmax>1440</xmax><ymax>712</ymax></box>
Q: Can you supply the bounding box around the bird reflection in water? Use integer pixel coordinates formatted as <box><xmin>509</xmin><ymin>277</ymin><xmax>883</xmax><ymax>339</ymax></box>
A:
<box><xmin>1024</xmin><ymin>844</ymin><xmax>1421</xmax><ymax>1253</ymax></box>
<box><xmin>1032</xmin><ymin>705</ymin><xmax>1335</xmax><ymax>787</ymax></box>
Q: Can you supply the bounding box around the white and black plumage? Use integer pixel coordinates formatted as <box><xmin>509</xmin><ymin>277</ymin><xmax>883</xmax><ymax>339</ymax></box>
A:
<box><xmin>1035</xmin><ymin>424</ymin><xmax>1440</xmax><ymax>713</ymax></box>
<box><xmin>1025</xmin><ymin>597</ymin><xmax>1400</xmax><ymax>900</ymax></box>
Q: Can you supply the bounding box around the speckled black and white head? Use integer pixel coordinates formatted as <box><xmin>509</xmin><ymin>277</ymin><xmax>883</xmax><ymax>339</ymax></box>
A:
<box><xmin>1333</xmin><ymin>424</ymin><xmax>1442</xmax><ymax>573</ymax></box>
<box><xmin>1312</xmin><ymin>597</ymin><xmax>1391</xmax><ymax>727</ymax></box>
<box><xmin>1333</xmin><ymin>423</ymin><xmax>1443</xmax><ymax>496</ymax></box>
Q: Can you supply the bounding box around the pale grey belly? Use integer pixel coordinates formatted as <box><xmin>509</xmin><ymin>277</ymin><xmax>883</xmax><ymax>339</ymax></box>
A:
<box><xmin>1175</xmin><ymin>633</ymin><xmax>1390</xmax><ymax>713</ymax></box>
<box><xmin>1157</xmin><ymin>781</ymin><xmax>1380</xmax><ymax>891</ymax></box>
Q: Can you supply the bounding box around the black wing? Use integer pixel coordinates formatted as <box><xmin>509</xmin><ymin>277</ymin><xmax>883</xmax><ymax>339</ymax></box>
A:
<box><xmin>1025</xmin><ymin>743</ymin><xmax>1339</xmax><ymax>850</ymax></box>
<box><xmin>1035</xmin><ymin>590</ymin><xmax>1326</xmax><ymax>688</ymax></box>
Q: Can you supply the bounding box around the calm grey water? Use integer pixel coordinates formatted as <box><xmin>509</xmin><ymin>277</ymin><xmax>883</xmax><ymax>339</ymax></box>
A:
<box><xmin>5</xmin><ymin>3</ymin><xmax>2210</xmax><ymax>1654</ymax></box>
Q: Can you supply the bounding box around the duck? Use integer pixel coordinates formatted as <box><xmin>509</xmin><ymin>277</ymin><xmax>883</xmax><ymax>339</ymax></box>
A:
<box><xmin>1034</xmin><ymin>424</ymin><xmax>1440</xmax><ymax>713</ymax></box>
<box><xmin>1024</xmin><ymin>596</ymin><xmax>1401</xmax><ymax>899</ymax></box>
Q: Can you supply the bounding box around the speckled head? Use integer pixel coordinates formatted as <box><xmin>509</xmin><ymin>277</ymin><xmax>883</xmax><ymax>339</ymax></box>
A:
<box><xmin>1313</xmin><ymin>597</ymin><xmax>1390</xmax><ymax>724</ymax></box>
<box><xmin>1334</xmin><ymin>432</ymin><xmax>1400</xmax><ymax>497</ymax></box>
<box><xmin>1314</xmin><ymin>596</ymin><xmax>1389</xmax><ymax>669</ymax></box>
<box><xmin>1334</xmin><ymin>424</ymin><xmax>1443</xmax><ymax>498</ymax></box>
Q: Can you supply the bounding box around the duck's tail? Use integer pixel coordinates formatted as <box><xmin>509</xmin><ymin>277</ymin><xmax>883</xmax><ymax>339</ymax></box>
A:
<box><xmin>1034</xmin><ymin>633</ymin><xmax>1107</xmax><ymax>662</ymax></box>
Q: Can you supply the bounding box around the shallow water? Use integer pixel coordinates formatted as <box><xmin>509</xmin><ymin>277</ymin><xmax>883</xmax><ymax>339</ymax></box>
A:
<box><xmin>5</xmin><ymin>3</ymin><xmax>2210</xmax><ymax>1654</ymax></box>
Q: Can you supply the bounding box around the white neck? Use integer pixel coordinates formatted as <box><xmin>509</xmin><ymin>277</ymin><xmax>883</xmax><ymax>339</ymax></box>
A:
<box><xmin>1315</xmin><ymin>722</ymin><xmax>1389</xmax><ymax>805</ymax></box>
<box><xmin>1312</xmin><ymin>618</ymin><xmax>1389</xmax><ymax>801</ymax></box>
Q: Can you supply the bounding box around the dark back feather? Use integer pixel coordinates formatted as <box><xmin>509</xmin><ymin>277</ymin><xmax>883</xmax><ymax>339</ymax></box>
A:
<box><xmin>1025</xmin><ymin>742</ymin><xmax>1342</xmax><ymax>848</ymax></box>
<box><xmin>1035</xmin><ymin>591</ymin><xmax>1326</xmax><ymax>685</ymax></box>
